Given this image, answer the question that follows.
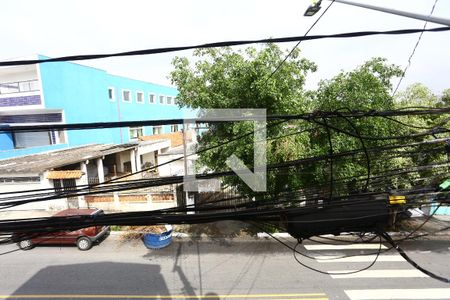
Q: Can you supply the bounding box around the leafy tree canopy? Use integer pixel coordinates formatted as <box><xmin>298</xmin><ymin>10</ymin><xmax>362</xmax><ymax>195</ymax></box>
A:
<box><xmin>170</xmin><ymin>45</ymin><xmax>446</xmax><ymax>196</ymax></box>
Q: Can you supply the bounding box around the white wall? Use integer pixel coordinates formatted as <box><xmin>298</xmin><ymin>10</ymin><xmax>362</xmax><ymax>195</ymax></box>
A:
<box><xmin>90</xmin><ymin>201</ymin><xmax>176</xmax><ymax>212</ymax></box>
<box><xmin>115</xmin><ymin>150</ymin><xmax>133</xmax><ymax>173</ymax></box>
<box><xmin>0</xmin><ymin>173</ymin><xmax>67</xmax><ymax>211</ymax></box>
<box><xmin>0</xmin><ymin>67</ymin><xmax>38</xmax><ymax>83</ymax></box>
<box><xmin>141</xmin><ymin>152</ymin><xmax>156</xmax><ymax>166</ymax></box>
<box><xmin>158</xmin><ymin>154</ymin><xmax>185</xmax><ymax>177</ymax></box>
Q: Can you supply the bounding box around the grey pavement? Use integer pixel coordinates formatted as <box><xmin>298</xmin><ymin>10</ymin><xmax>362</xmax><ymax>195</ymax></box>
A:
<box><xmin>0</xmin><ymin>235</ymin><xmax>449</xmax><ymax>300</ymax></box>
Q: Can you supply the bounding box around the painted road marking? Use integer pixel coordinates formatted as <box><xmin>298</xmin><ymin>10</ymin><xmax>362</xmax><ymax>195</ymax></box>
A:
<box><xmin>315</xmin><ymin>254</ymin><xmax>404</xmax><ymax>263</ymax></box>
<box><xmin>330</xmin><ymin>269</ymin><xmax>428</xmax><ymax>278</ymax></box>
<box><xmin>345</xmin><ymin>288</ymin><xmax>450</xmax><ymax>299</ymax></box>
<box><xmin>0</xmin><ymin>293</ymin><xmax>328</xmax><ymax>299</ymax></box>
<box><xmin>304</xmin><ymin>244</ymin><xmax>387</xmax><ymax>251</ymax></box>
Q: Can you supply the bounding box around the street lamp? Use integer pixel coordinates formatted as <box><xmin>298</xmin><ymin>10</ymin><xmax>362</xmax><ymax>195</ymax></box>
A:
<box><xmin>304</xmin><ymin>0</ymin><xmax>322</xmax><ymax>16</ymax></box>
<box><xmin>303</xmin><ymin>0</ymin><xmax>450</xmax><ymax>27</ymax></box>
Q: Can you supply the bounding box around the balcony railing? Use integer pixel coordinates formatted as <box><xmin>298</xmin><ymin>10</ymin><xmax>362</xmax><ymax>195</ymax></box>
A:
<box><xmin>0</xmin><ymin>79</ymin><xmax>39</xmax><ymax>95</ymax></box>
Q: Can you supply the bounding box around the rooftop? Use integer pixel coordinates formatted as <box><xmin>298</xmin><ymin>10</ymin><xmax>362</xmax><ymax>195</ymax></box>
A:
<box><xmin>139</xmin><ymin>131</ymin><xmax>194</xmax><ymax>148</ymax></box>
<box><xmin>0</xmin><ymin>143</ymin><xmax>139</xmax><ymax>175</ymax></box>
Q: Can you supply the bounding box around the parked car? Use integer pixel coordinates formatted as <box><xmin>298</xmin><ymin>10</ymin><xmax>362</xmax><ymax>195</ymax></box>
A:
<box><xmin>17</xmin><ymin>208</ymin><xmax>110</xmax><ymax>251</ymax></box>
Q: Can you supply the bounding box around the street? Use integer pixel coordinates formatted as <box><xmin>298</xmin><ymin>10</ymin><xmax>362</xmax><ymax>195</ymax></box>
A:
<box><xmin>0</xmin><ymin>235</ymin><xmax>449</xmax><ymax>300</ymax></box>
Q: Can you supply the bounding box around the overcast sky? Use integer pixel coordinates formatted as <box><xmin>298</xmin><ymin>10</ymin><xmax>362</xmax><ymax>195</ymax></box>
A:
<box><xmin>1</xmin><ymin>0</ymin><xmax>449</xmax><ymax>94</ymax></box>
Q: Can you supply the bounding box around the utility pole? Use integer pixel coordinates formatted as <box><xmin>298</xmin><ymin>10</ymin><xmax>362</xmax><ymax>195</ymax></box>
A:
<box><xmin>182</xmin><ymin>123</ymin><xmax>193</xmax><ymax>213</ymax></box>
<box><xmin>335</xmin><ymin>0</ymin><xmax>450</xmax><ymax>26</ymax></box>
<box><xmin>305</xmin><ymin>0</ymin><xmax>450</xmax><ymax>26</ymax></box>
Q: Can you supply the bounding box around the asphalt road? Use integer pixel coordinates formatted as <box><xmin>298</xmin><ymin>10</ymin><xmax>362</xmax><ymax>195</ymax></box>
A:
<box><xmin>0</xmin><ymin>234</ymin><xmax>449</xmax><ymax>300</ymax></box>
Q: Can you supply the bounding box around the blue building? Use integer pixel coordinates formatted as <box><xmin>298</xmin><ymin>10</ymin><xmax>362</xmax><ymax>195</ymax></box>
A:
<box><xmin>0</xmin><ymin>54</ymin><xmax>189</xmax><ymax>159</ymax></box>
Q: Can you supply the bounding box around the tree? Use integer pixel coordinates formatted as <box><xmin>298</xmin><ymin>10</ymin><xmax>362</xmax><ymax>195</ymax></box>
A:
<box><xmin>171</xmin><ymin>45</ymin><xmax>317</xmax><ymax>195</ymax></box>
<box><xmin>306</xmin><ymin>58</ymin><xmax>407</xmax><ymax>193</ymax></box>
<box><xmin>171</xmin><ymin>46</ymin><xmax>442</xmax><ymax>196</ymax></box>
<box><xmin>393</xmin><ymin>83</ymin><xmax>449</xmax><ymax>187</ymax></box>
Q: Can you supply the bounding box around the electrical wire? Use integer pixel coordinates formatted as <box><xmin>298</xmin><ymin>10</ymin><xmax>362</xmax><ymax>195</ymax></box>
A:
<box><xmin>392</xmin><ymin>0</ymin><xmax>439</xmax><ymax>96</ymax></box>
<box><xmin>1</xmin><ymin>153</ymin><xmax>447</xmax><ymax>209</ymax></box>
<box><xmin>1</xmin><ymin>27</ymin><xmax>449</xmax><ymax>67</ymax></box>
<box><xmin>266</xmin><ymin>0</ymin><xmax>335</xmax><ymax>82</ymax></box>
<box><xmin>0</xmin><ymin>142</ymin><xmax>447</xmax><ymax>208</ymax></box>
<box><xmin>381</xmin><ymin>231</ymin><xmax>450</xmax><ymax>283</ymax></box>
<box><xmin>250</xmin><ymin>221</ymin><xmax>383</xmax><ymax>275</ymax></box>
<box><xmin>2</xmin><ymin>107</ymin><xmax>450</xmax><ymax>133</ymax></box>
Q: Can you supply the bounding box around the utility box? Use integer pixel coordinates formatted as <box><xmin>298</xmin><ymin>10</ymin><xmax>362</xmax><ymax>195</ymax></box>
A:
<box><xmin>285</xmin><ymin>196</ymin><xmax>389</xmax><ymax>239</ymax></box>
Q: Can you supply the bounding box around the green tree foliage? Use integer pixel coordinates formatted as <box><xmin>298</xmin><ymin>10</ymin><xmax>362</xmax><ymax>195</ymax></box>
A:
<box><xmin>393</xmin><ymin>83</ymin><xmax>449</xmax><ymax>187</ymax></box>
<box><xmin>171</xmin><ymin>45</ymin><xmax>316</xmax><ymax>112</ymax></box>
<box><xmin>170</xmin><ymin>45</ymin><xmax>446</xmax><ymax>196</ymax></box>
<box><xmin>171</xmin><ymin>45</ymin><xmax>317</xmax><ymax>195</ymax></box>
<box><xmin>307</xmin><ymin>58</ymin><xmax>407</xmax><ymax>193</ymax></box>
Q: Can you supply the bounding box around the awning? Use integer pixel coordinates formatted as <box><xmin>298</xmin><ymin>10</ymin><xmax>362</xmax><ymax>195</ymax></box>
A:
<box><xmin>47</xmin><ymin>170</ymin><xmax>84</xmax><ymax>179</ymax></box>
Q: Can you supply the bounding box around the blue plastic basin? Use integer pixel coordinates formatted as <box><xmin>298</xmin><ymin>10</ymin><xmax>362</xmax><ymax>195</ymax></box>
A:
<box><xmin>142</xmin><ymin>225</ymin><xmax>173</xmax><ymax>249</ymax></box>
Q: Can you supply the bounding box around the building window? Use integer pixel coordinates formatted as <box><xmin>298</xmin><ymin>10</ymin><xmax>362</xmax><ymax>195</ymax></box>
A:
<box><xmin>13</xmin><ymin>130</ymin><xmax>65</xmax><ymax>149</ymax></box>
<box><xmin>149</xmin><ymin>93</ymin><xmax>155</xmax><ymax>104</ymax></box>
<box><xmin>122</xmin><ymin>90</ymin><xmax>131</xmax><ymax>102</ymax></box>
<box><xmin>171</xmin><ymin>125</ymin><xmax>179</xmax><ymax>132</ymax></box>
<box><xmin>136</xmin><ymin>91</ymin><xmax>144</xmax><ymax>103</ymax></box>
<box><xmin>166</xmin><ymin>96</ymin><xmax>173</xmax><ymax>105</ymax></box>
<box><xmin>53</xmin><ymin>179</ymin><xmax>76</xmax><ymax>193</ymax></box>
<box><xmin>159</xmin><ymin>95</ymin><xmax>165</xmax><ymax>104</ymax></box>
<box><xmin>152</xmin><ymin>126</ymin><xmax>162</xmax><ymax>135</ymax></box>
<box><xmin>173</xmin><ymin>97</ymin><xmax>178</xmax><ymax>105</ymax></box>
<box><xmin>129</xmin><ymin>127</ymin><xmax>144</xmax><ymax>140</ymax></box>
<box><xmin>123</xmin><ymin>161</ymin><xmax>132</xmax><ymax>173</ymax></box>
<box><xmin>108</xmin><ymin>87</ymin><xmax>115</xmax><ymax>101</ymax></box>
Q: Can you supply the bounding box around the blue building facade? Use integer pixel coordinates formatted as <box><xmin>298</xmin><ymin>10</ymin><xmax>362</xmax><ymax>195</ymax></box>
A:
<box><xmin>0</xmin><ymin>55</ymin><xmax>190</xmax><ymax>159</ymax></box>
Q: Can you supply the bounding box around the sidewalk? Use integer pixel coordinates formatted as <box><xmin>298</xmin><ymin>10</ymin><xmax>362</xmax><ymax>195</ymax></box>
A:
<box><xmin>1</xmin><ymin>210</ymin><xmax>448</xmax><ymax>238</ymax></box>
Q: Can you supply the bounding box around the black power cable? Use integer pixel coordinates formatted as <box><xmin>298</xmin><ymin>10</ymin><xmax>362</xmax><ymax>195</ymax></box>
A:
<box><xmin>266</xmin><ymin>0</ymin><xmax>335</xmax><ymax>82</ymax></box>
<box><xmin>1</xmin><ymin>145</ymin><xmax>448</xmax><ymax>208</ymax></box>
<box><xmin>1</xmin><ymin>154</ymin><xmax>447</xmax><ymax>209</ymax></box>
<box><xmin>250</xmin><ymin>222</ymin><xmax>383</xmax><ymax>275</ymax></box>
<box><xmin>381</xmin><ymin>231</ymin><xmax>450</xmax><ymax>283</ymax></box>
<box><xmin>392</xmin><ymin>0</ymin><xmax>440</xmax><ymax>96</ymax></box>
<box><xmin>2</xmin><ymin>107</ymin><xmax>450</xmax><ymax>133</ymax></box>
<box><xmin>292</xmin><ymin>236</ymin><xmax>382</xmax><ymax>275</ymax></box>
<box><xmin>1</xmin><ymin>27</ymin><xmax>449</xmax><ymax>67</ymax></box>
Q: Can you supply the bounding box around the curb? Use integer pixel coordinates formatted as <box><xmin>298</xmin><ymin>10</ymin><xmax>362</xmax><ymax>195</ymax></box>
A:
<box><xmin>110</xmin><ymin>230</ymin><xmax>450</xmax><ymax>239</ymax></box>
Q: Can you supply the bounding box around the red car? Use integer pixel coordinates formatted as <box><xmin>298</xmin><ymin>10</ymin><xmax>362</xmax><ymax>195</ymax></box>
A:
<box><xmin>17</xmin><ymin>208</ymin><xmax>110</xmax><ymax>251</ymax></box>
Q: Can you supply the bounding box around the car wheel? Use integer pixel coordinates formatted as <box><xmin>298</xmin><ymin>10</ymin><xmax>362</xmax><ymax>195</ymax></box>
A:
<box><xmin>77</xmin><ymin>237</ymin><xmax>93</xmax><ymax>251</ymax></box>
<box><xmin>18</xmin><ymin>239</ymin><xmax>33</xmax><ymax>250</ymax></box>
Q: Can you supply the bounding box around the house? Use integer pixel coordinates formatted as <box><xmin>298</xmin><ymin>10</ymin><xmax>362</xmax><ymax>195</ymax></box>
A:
<box><xmin>0</xmin><ymin>54</ymin><xmax>194</xmax><ymax>159</ymax></box>
<box><xmin>0</xmin><ymin>141</ymin><xmax>178</xmax><ymax>212</ymax></box>
<box><xmin>139</xmin><ymin>130</ymin><xmax>197</xmax><ymax>177</ymax></box>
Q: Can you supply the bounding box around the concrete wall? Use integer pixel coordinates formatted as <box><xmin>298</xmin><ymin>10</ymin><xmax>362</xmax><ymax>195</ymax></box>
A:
<box><xmin>85</xmin><ymin>193</ymin><xmax>176</xmax><ymax>212</ymax></box>
<box><xmin>0</xmin><ymin>173</ymin><xmax>67</xmax><ymax>211</ymax></box>
<box><xmin>158</xmin><ymin>154</ymin><xmax>185</xmax><ymax>177</ymax></box>
<box><xmin>0</xmin><ymin>67</ymin><xmax>38</xmax><ymax>83</ymax></box>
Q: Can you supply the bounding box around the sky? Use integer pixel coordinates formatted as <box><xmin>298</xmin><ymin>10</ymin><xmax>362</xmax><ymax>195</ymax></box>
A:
<box><xmin>1</xmin><ymin>0</ymin><xmax>449</xmax><ymax>94</ymax></box>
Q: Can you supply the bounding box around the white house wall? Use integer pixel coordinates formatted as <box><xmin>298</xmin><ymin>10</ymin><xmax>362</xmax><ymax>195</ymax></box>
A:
<box><xmin>0</xmin><ymin>175</ymin><xmax>66</xmax><ymax>211</ymax></box>
<box><xmin>158</xmin><ymin>154</ymin><xmax>185</xmax><ymax>177</ymax></box>
<box><xmin>0</xmin><ymin>67</ymin><xmax>38</xmax><ymax>84</ymax></box>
